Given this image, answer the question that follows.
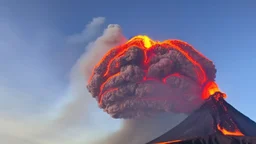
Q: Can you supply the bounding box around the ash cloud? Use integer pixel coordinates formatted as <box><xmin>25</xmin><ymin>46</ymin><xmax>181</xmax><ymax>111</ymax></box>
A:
<box><xmin>87</xmin><ymin>36</ymin><xmax>216</xmax><ymax>119</ymax></box>
<box><xmin>75</xmin><ymin>24</ymin><xmax>190</xmax><ymax>144</ymax></box>
<box><xmin>84</xmin><ymin>23</ymin><xmax>218</xmax><ymax>143</ymax></box>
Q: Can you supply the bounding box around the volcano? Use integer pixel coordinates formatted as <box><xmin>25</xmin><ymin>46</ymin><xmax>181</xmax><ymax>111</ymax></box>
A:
<box><xmin>86</xmin><ymin>34</ymin><xmax>256</xmax><ymax>143</ymax></box>
<box><xmin>147</xmin><ymin>92</ymin><xmax>256</xmax><ymax>144</ymax></box>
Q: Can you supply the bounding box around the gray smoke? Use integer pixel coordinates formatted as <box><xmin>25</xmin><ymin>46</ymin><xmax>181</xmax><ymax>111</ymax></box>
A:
<box><xmin>67</xmin><ymin>17</ymin><xmax>106</xmax><ymax>45</ymax></box>
<box><xmin>51</xmin><ymin>17</ymin><xmax>108</xmax><ymax>129</ymax></box>
<box><xmin>62</xmin><ymin>24</ymin><xmax>126</xmax><ymax>125</ymax></box>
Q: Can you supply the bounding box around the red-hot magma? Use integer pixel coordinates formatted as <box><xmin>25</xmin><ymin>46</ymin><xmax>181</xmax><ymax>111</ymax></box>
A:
<box><xmin>87</xmin><ymin>35</ymin><xmax>225</xmax><ymax>118</ymax></box>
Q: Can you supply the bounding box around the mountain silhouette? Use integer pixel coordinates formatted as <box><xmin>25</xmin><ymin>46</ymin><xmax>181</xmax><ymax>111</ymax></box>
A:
<box><xmin>147</xmin><ymin>92</ymin><xmax>256</xmax><ymax>144</ymax></box>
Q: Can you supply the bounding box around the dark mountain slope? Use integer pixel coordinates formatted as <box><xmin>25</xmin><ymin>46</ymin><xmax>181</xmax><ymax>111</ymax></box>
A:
<box><xmin>147</xmin><ymin>92</ymin><xmax>256</xmax><ymax>144</ymax></box>
<box><xmin>163</xmin><ymin>133</ymin><xmax>256</xmax><ymax>144</ymax></box>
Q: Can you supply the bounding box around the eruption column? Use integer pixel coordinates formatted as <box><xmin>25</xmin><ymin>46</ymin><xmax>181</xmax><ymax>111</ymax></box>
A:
<box><xmin>87</xmin><ymin>35</ymin><xmax>225</xmax><ymax>119</ymax></box>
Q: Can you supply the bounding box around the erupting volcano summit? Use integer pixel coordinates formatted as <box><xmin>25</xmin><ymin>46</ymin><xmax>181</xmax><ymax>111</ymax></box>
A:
<box><xmin>87</xmin><ymin>35</ymin><xmax>225</xmax><ymax>118</ymax></box>
<box><xmin>147</xmin><ymin>92</ymin><xmax>256</xmax><ymax>144</ymax></box>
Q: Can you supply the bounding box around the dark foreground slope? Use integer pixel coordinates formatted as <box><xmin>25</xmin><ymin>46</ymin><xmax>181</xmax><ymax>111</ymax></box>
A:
<box><xmin>147</xmin><ymin>92</ymin><xmax>256</xmax><ymax>144</ymax></box>
<box><xmin>166</xmin><ymin>133</ymin><xmax>256</xmax><ymax>144</ymax></box>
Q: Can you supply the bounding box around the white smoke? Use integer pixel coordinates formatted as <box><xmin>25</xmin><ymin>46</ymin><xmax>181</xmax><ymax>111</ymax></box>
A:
<box><xmin>51</xmin><ymin>17</ymin><xmax>108</xmax><ymax>129</ymax></box>
<box><xmin>67</xmin><ymin>17</ymin><xmax>106</xmax><ymax>45</ymax></box>
<box><xmin>78</xmin><ymin>24</ymin><xmax>127</xmax><ymax>79</ymax></box>
<box><xmin>52</xmin><ymin>23</ymin><xmax>126</xmax><ymax>128</ymax></box>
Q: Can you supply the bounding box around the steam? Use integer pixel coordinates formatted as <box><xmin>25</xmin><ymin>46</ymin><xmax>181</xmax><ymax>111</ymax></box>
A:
<box><xmin>67</xmin><ymin>17</ymin><xmax>106</xmax><ymax>45</ymax></box>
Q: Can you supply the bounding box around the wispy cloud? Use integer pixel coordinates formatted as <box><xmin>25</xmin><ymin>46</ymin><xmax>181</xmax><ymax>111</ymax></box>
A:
<box><xmin>67</xmin><ymin>17</ymin><xmax>106</xmax><ymax>45</ymax></box>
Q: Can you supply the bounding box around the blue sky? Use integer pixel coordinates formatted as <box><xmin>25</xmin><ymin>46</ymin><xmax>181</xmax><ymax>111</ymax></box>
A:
<box><xmin>0</xmin><ymin>0</ymin><xmax>256</xmax><ymax>144</ymax></box>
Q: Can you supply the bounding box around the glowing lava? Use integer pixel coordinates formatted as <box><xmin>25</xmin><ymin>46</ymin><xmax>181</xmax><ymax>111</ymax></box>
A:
<box><xmin>217</xmin><ymin>124</ymin><xmax>244</xmax><ymax>136</ymax></box>
<box><xmin>92</xmin><ymin>35</ymin><xmax>207</xmax><ymax>83</ymax></box>
<box><xmin>202</xmin><ymin>81</ymin><xmax>227</xmax><ymax>100</ymax></box>
<box><xmin>155</xmin><ymin>139</ymin><xmax>181</xmax><ymax>144</ymax></box>
<box><xmin>127</xmin><ymin>35</ymin><xmax>156</xmax><ymax>48</ymax></box>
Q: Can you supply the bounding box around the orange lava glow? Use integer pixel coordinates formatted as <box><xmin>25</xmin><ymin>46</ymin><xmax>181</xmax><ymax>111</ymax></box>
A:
<box><xmin>202</xmin><ymin>81</ymin><xmax>227</xmax><ymax>100</ymax></box>
<box><xmin>89</xmin><ymin>35</ymin><xmax>226</xmax><ymax>103</ymax></box>
<box><xmin>127</xmin><ymin>35</ymin><xmax>156</xmax><ymax>48</ymax></box>
<box><xmin>94</xmin><ymin>35</ymin><xmax>207</xmax><ymax>83</ymax></box>
<box><xmin>155</xmin><ymin>139</ymin><xmax>181</xmax><ymax>144</ymax></box>
<box><xmin>217</xmin><ymin>124</ymin><xmax>244</xmax><ymax>136</ymax></box>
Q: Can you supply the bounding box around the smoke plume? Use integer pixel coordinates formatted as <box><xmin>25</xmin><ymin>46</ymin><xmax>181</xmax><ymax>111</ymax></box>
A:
<box><xmin>87</xmin><ymin>35</ymin><xmax>216</xmax><ymax>119</ymax></box>
<box><xmin>83</xmin><ymin>24</ymin><xmax>220</xmax><ymax>143</ymax></box>
<box><xmin>78</xmin><ymin>24</ymin><xmax>127</xmax><ymax>79</ymax></box>
<box><xmin>73</xmin><ymin>24</ymin><xmax>190</xmax><ymax>144</ymax></box>
<box><xmin>58</xmin><ymin>24</ymin><xmax>127</xmax><ymax>125</ymax></box>
<box><xmin>67</xmin><ymin>17</ymin><xmax>106</xmax><ymax>45</ymax></box>
<box><xmin>49</xmin><ymin>17</ymin><xmax>109</xmax><ymax>129</ymax></box>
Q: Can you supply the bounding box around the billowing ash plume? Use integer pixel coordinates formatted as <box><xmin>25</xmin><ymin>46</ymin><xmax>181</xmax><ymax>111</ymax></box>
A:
<box><xmin>79</xmin><ymin>24</ymin><xmax>218</xmax><ymax>144</ymax></box>
<box><xmin>87</xmin><ymin>35</ymin><xmax>216</xmax><ymax>119</ymax></box>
